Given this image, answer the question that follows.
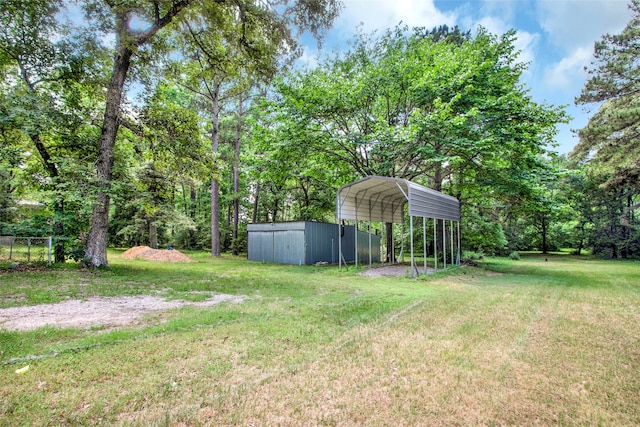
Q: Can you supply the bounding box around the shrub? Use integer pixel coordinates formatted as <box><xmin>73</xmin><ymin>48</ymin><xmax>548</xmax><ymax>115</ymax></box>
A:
<box><xmin>461</xmin><ymin>250</ymin><xmax>484</xmax><ymax>261</ymax></box>
<box><xmin>508</xmin><ymin>251</ymin><xmax>520</xmax><ymax>260</ymax></box>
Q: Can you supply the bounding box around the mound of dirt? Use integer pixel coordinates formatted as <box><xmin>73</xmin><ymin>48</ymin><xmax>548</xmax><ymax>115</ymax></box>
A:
<box><xmin>121</xmin><ymin>246</ymin><xmax>195</xmax><ymax>263</ymax></box>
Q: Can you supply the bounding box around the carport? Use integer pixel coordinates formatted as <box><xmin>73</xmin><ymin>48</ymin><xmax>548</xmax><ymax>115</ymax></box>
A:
<box><xmin>336</xmin><ymin>176</ymin><xmax>461</xmax><ymax>276</ymax></box>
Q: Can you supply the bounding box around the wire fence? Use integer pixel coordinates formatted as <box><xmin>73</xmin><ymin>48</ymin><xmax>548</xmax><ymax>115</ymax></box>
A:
<box><xmin>0</xmin><ymin>236</ymin><xmax>52</xmax><ymax>265</ymax></box>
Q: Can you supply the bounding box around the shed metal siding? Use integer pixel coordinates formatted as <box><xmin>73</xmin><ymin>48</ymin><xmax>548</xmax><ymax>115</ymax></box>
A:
<box><xmin>247</xmin><ymin>230</ymin><xmax>274</xmax><ymax>262</ymax></box>
<box><xmin>339</xmin><ymin>225</ymin><xmax>381</xmax><ymax>263</ymax></box>
<box><xmin>274</xmin><ymin>229</ymin><xmax>305</xmax><ymax>265</ymax></box>
<box><xmin>248</xmin><ymin>222</ymin><xmax>306</xmax><ymax>232</ymax></box>
<box><xmin>305</xmin><ymin>222</ymin><xmax>339</xmax><ymax>264</ymax></box>
<box><xmin>247</xmin><ymin>222</ymin><xmax>380</xmax><ymax>265</ymax></box>
<box><xmin>355</xmin><ymin>229</ymin><xmax>380</xmax><ymax>263</ymax></box>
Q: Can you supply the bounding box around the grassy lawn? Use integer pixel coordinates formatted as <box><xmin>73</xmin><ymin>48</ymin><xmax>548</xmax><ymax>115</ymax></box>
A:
<box><xmin>1</xmin><ymin>252</ymin><xmax>639</xmax><ymax>425</ymax></box>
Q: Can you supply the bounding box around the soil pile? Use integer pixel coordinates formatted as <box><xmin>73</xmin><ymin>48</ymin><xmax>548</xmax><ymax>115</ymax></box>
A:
<box><xmin>121</xmin><ymin>246</ymin><xmax>195</xmax><ymax>263</ymax></box>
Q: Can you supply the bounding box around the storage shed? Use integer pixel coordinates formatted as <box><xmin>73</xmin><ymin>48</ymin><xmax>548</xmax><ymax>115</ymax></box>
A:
<box><xmin>247</xmin><ymin>221</ymin><xmax>380</xmax><ymax>265</ymax></box>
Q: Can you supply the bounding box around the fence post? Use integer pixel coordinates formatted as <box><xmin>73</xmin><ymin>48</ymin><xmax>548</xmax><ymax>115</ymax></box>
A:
<box><xmin>48</xmin><ymin>236</ymin><xmax>52</xmax><ymax>266</ymax></box>
<box><xmin>9</xmin><ymin>236</ymin><xmax>13</xmax><ymax>260</ymax></box>
<box><xmin>27</xmin><ymin>237</ymin><xmax>31</xmax><ymax>263</ymax></box>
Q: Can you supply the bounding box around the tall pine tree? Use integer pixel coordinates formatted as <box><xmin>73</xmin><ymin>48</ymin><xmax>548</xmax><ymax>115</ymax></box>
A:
<box><xmin>573</xmin><ymin>0</ymin><xmax>640</xmax><ymax>257</ymax></box>
<box><xmin>574</xmin><ymin>0</ymin><xmax>640</xmax><ymax>190</ymax></box>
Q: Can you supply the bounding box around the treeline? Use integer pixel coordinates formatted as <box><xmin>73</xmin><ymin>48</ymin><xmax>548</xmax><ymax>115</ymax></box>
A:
<box><xmin>1</xmin><ymin>1</ymin><xmax>639</xmax><ymax>262</ymax></box>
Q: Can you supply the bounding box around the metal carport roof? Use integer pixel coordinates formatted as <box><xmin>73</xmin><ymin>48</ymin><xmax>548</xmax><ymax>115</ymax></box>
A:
<box><xmin>336</xmin><ymin>176</ymin><xmax>460</xmax><ymax>223</ymax></box>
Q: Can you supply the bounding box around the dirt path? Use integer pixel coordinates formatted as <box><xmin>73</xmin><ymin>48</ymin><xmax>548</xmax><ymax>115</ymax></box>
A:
<box><xmin>0</xmin><ymin>294</ymin><xmax>246</xmax><ymax>331</ymax></box>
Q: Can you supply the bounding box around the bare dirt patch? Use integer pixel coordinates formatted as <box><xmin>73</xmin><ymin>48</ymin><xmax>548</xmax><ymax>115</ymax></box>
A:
<box><xmin>360</xmin><ymin>264</ymin><xmax>434</xmax><ymax>277</ymax></box>
<box><xmin>121</xmin><ymin>246</ymin><xmax>195</xmax><ymax>262</ymax></box>
<box><xmin>0</xmin><ymin>294</ymin><xmax>246</xmax><ymax>331</ymax></box>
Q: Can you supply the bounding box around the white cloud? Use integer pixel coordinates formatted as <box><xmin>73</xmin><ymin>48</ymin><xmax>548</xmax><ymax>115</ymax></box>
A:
<box><xmin>537</xmin><ymin>0</ymin><xmax>633</xmax><ymax>51</ymax></box>
<box><xmin>476</xmin><ymin>15</ymin><xmax>508</xmax><ymax>34</ymax></box>
<box><xmin>535</xmin><ymin>44</ymin><xmax>595</xmax><ymax>153</ymax></box>
<box><xmin>296</xmin><ymin>48</ymin><xmax>320</xmax><ymax>70</ymax></box>
<box><xmin>336</xmin><ymin>0</ymin><xmax>457</xmax><ymax>35</ymax></box>
<box><xmin>513</xmin><ymin>30</ymin><xmax>540</xmax><ymax>68</ymax></box>
<box><xmin>543</xmin><ymin>46</ymin><xmax>592</xmax><ymax>90</ymax></box>
<box><xmin>470</xmin><ymin>16</ymin><xmax>540</xmax><ymax>69</ymax></box>
<box><xmin>481</xmin><ymin>0</ymin><xmax>519</xmax><ymax>23</ymax></box>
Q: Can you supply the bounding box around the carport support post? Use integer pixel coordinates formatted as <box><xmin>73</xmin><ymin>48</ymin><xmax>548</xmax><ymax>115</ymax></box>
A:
<box><xmin>457</xmin><ymin>221</ymin><xmax>461</xmax><ymax>266</ymax></box>
<box><xmin>410</xmin><ymin>215</ymin><xmax>415</xmax><ymax>277</ymax></box>
<box><xmin>354</xmin><ymin>219</ymin><xmax>358</xmax><ymax>269</ymax></box>
<box><xmin>450</xmin><ymin>220</ymin><xmax>454</xmax><ymax>267</ymax></box>
<box><xmin>338</xmin><ymin>220</ymin><xmax>342</xmax><ymax>271</ymax></box>
<box><xmin>368</xmin><ymin>222</ymin><xmax>372</xmax><ymax>267</ymax></box>
<box><xmin>443</xmin><ymin>220</ymin><xmax>447</xmax><ymax>269</ymax></box>
<box><xmin>391</xmin><ymin>222</ymin><xmax>395</xmax><ymax>264</ymax></box>
<box><xmin>423</xmin><ymin>217</ymin><xmax>427</xmax><ymax>275</ymax></box>
<box><xmin>433</xmin><ymin>219</ymin><xmax>437</xmax><ymax>271</ymax></box>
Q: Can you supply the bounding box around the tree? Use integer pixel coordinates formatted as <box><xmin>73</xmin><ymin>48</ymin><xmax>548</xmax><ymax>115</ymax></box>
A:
<box><xmin>137</xmin><ymin>83</ymin><xmax>209</xmax><ymax>248</ymax></box>
<box><xmin>255</xmin><ymin>24</ymin><xmax>567</xmax><ymax>257</ymax></box>
<box><xmin>0</xmin><ymin>127</ymin><xmax>26</xmax><ymax>228</ymax></box>
<box><xmin>81</xmin><ymin>0</ymin><xmax>342</xmax><ymax>266</ymax></box>
<box><xmin>573</xmin><ymin>0</ymin><xmax>640</xmax><ymax>257</ymax></box>
<box><xmin>250</xmin><ymin>95</ymin><xmax>344</xmax><ymax>223</ymax></box>
<box><xmin>0</xmin><ymin>0</ymin><xmax>107</xmax><ymax>262</ymax></box>
<box><xmin>574</xmin><ymin>0</ymin><xmax>640</xmax><ymax>191</ymax></box>
<box><xmin>81</xmin><ymin>0</ymin><xmax>196</xmax><ymax>266</ymax></box>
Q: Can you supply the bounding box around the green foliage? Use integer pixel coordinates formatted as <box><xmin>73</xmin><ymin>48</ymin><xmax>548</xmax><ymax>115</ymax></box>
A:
<box><xmin>571</xmin><ymin>2</ymin><xmax>640</xmax><ymax>258</ymax></box>
<box><xmin>252</xmin><ymin>24</ymin><xmax>567</xmax><ymax>241</ymax></box>
<box><xmin>508</xmin><ymin>250</ymin><xmax>520</xmax><ymax>260</ymax></box>
<box><xmin>462</xmin><ymin>208</ymin><xmax>508</xmax><ymax>255</ymax></box>
<box><xmin>6</xmin><ymin>0</ymin><xmax>640</xmax><ymax>262</ymax></box>
<box><xmin>461</xmin><ymin>249</ymin><xmax>484</xmax><ymax>262</ymax></box>
<box><xmin>0</xmin><ymin>0</ymin><xmax>108</xmax><ymax>262</ymax></box>
<box><xmin>574</xmin><ymin>0</ymin><xmax>640</xmax><ymax>190</ymax></box>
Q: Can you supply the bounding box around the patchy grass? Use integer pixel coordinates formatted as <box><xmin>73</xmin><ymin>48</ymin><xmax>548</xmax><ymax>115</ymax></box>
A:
<box><xmin>1</xmin><ymin>252</ymin><xmax>639</xmax><ymax>425</ymax></box>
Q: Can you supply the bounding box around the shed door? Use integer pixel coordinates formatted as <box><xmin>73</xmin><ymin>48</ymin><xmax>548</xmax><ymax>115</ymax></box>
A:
<box><xmin>249</xmin><ymin>231</ymin><xmax>275</xmax><ymax>262</ymax></box>
<box><xmin>273</xmin><ymin>230</ymin><xmax>305</xmax><ymax>265</ymax></box>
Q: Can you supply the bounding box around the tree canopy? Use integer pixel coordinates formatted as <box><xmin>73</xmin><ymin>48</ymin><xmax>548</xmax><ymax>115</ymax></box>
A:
<box><xmin>574</xmin><ymin>0</ymin><xmax>640</xmax><ymax>190</ymax></box>
<box><xmin>571</xmin><ymin>0</ymin><xmax>640</xmax><ymax>258</ymax></box>
<box><xmin>5</xmin><ymin>0</ymin><xmax>640</xmax><ymax>263</ymax></box>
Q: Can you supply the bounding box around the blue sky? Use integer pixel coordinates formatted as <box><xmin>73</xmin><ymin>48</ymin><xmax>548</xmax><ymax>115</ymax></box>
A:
<box><xmin>299</xmin><ymin>0</ymin><xmax>635</xmax><ymax>154</ymax></box>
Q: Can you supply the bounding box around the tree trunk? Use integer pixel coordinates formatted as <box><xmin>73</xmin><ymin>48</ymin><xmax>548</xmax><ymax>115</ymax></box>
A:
<box><xmin>273</xmin><ymin>198</ymin><xmax>279</xmax><ymax>222</ymax></box>
<box><xmin>211</xmin><ymin>177</ymin><xmax>220</xmax><ymax>255</ymax></box>
<box><xmin>84</xmin><ymin>44</ymin><xmax>133</xmax><ymax>267</ymax></box>
<box><xmin>53</xmin><ymin>198</ymin><xmax>65</xmax><ymax>263</ymax></box>
<box><xmin>385</xmin><ymin>222</ymin><xmax>393</xmax><ymax>262</ymax></box>
<box><xmin>232</xmin><ymin>95</ymin><xmax>242</xmax><ymax>255</ymax></box>
<box><xmin>577</xmin><ymin>222</ymin><xmax>584</xmax><ymax>256</ymax></box>
<box><xmin>541</xmin><ymin>216</ymin><xmax>548</xmax><ymax>254</ymax></box>
<box><xmin>625</xmin><ymin>194</ymin><xmax>632</xmax><ymax>258</ymax></box>
<box><xmin>83</xmin><ymin>2</ymin><xmax>193</xmax><ymax>266</ymax></box>
<box><xmin>29</xmin><ymin>134</ymin><xmax>65</xmax><ymax>262</ymax></box>
<box><xmin>189</xmin><ymin>184</ymin><xmax>197</xmax><ymax>249</ymax></box>
<box><xmin>149</xmin><ymin>219</ymin><xmax>158</xmax><ymax>249</ymax></box>
<box><xmin>252</xmin><ymin>181</ymin><xmax>260</xmax><ymax>223</ymax></box>
<box><xmin>210</xmin><ymin>83</ymin><xmax>221</xmax><ymax>257</ymax></box>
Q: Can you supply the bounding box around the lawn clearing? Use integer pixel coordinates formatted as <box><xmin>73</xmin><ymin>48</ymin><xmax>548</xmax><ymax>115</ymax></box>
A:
<box><xmin>1</xmin><ymin>252</ymin><xmax>639</xmax><ymax>425</ymax></box>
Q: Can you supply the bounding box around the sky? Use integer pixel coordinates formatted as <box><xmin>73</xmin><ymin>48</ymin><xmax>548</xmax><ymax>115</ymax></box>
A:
<box><xmin>298</xmin><ymin>0</ymin><xmax>635</xmax><ymax>154</ymax></box>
